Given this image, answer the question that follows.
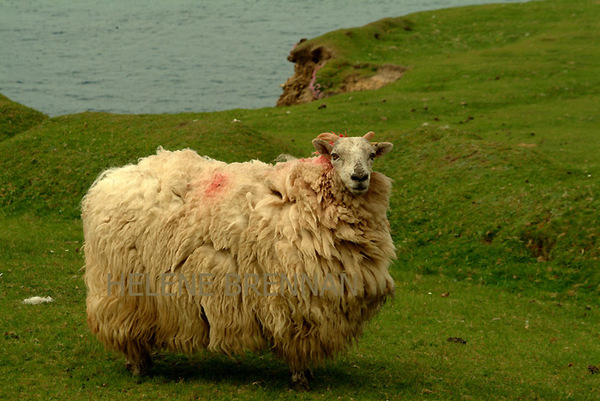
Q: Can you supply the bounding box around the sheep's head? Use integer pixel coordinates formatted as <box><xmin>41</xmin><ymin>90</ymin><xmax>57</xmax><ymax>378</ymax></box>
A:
<box><xmin>312</xmin><ymin>132</ymin><xmax>393</xmax><ymax>196</ymax></box>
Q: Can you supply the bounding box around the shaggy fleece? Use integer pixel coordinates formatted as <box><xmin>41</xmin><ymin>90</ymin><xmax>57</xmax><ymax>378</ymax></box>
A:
<box><xmin>82</xmin><ymin>147</ymin><xmax>395</xmax><ymax>371</ymax></box>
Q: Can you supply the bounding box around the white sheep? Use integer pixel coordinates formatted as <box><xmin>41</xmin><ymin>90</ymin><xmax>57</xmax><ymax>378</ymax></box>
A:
<box><xmin>82</xmin><ymin>131</ymin><xmax>395</xmax><ymax>390</ymax></box>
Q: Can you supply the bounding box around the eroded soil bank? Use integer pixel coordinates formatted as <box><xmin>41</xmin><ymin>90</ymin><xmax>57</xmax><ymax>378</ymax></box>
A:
<box><xmin>277</xmin><ymin>40</ymin><xmax>405</xmax><ymax>106</ymax></box>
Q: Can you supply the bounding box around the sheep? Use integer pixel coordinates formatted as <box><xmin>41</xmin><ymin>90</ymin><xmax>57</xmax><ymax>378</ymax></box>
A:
<box><xmin>82</xmin><ymin>131</ymin><xmax>395</xmax><ymax>390</ymax></box>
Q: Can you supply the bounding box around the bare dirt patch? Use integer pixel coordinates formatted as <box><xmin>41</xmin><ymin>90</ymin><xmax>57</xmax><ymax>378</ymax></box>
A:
<box><xmin>341</xmin><ymin>64</ymin><xmax>407</xmax><ymax>93</ymax></box>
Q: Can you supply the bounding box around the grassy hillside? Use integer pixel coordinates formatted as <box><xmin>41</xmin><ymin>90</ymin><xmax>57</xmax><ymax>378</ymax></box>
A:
<box><xmin>1</xmin><ymin>0</ymin><xmax>599</xmax><ymax>399</ymax></box>
<box><xmin>0</xmin><ymin>93</ymin><xmax>47</xmax><ymax>142</ymax></box>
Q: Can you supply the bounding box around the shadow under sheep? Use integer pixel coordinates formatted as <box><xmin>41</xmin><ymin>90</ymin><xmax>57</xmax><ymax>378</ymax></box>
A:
<box><xmin>134</xmin><ymin>351</ymin><xmax>411</xmax><ymax>392</ymax></box>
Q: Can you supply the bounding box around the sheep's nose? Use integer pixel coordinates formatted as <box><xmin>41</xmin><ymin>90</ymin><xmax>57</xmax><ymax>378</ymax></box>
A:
<box><xmin>351</xmin><ymin>173</ymin><xmax>369</xmax><ymax>182</ymax></box>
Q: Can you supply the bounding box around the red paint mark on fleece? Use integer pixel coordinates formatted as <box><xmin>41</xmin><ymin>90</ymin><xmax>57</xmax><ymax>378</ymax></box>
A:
<box><xmin>299</xmin><ymin>155</ymin><xmax>332</xmax><ymax>171</ymax></box>
<box><xmin>205</xmin><ymin>173</ymin><xmax>228</xmax><ymax>197</ymax></box>
<box><xmin>313</xmin><ymin>155</ymin><xmax>331</xmax><ymax>166</ymax></box>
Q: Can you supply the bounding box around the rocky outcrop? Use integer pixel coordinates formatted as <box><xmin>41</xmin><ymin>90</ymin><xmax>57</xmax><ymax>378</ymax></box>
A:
<box><xmin>277</xmin><ymin>40</ymin><xmax>406</xmax><ymax>107</ymax></box>
<box><xmin>276</xmin><ymin>40</ymin><xmax>333</xmax><ymax>107</ymax></box>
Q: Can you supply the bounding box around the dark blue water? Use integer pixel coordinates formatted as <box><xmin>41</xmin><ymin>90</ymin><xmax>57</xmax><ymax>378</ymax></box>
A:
<box><xmin>0</xmin><ymin>0</ymin><xmax>527</xmax><ymax>116</ymax></box>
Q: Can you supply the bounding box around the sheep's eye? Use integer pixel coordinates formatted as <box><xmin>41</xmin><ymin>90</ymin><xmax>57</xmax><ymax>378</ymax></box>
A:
<box><xmin>369</xmin><ymin>153</ymin><xmax>376</xmax><ymax>160</ymax></box>
<box><xmin>331</xmin><ymin>153</ymin><xmax>340</xmax><ymax>161</ymax></box>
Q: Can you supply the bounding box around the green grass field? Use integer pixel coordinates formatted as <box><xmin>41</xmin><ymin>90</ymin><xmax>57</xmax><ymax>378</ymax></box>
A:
<box><xmin>1</xmin><ymin>0</ymin><xmax>599</xmax><ymax>399</ymax></box>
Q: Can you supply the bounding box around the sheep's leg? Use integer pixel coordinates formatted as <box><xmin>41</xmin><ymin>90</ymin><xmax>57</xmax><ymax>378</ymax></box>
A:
<box><xmin>290</xmin><ymin>369</ymin><xmax>311</xmax><ymax>391</ymax></box>
<box><xmin>124</xmin><ymin>344</ymin><xmax>153</xmax><ymax>376</ymax></box>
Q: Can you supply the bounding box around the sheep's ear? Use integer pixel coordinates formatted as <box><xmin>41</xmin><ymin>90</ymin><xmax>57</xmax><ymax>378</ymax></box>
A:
<box><xmin>374</xmin><ymin>142</ymin><xmax>393</xmax><ymax>158</ymax></box>
<box><xmin>317</xmin><ymin>132</ymin><xmax>340</xmax><ymax>143</ymax></box>
<box><xmin>312</xmin><ymin>139</ymin><xmax>333</xmax><ymax>156</ymax></box>
<box><xmin>363</xmin><ymin>131</ymin><xmax>375</xmax><ymax>141</ymax></box>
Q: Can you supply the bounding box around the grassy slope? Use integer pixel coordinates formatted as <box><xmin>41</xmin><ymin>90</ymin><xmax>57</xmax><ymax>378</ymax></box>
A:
<box><xmin>1</xmin><ymin>0</ymin><xmax>599</xmax><ymax>399</ymax></box>
<box><xmin>0</xmin><ymin>93</ymin><xmax>48</xmax><ymax>142</ymax></box>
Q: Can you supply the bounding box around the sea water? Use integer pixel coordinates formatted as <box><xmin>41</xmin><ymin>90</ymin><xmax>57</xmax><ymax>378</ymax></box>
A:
<box><xmin>0</xmin><ymin>0</ymin><xmax>527</xmax><ymax>116</ymax></box>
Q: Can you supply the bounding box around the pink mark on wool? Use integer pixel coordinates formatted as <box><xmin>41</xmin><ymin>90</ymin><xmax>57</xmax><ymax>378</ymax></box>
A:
<box><xmin>313</xmin><ymin>155</ymin><xmax>331</xmax><ymax>166</ymax></box>
<box><xmin>205</xmin><ymin>173</ymin><xmax>229</xmax><ymax>198</ymax></box>
<box><xmin>300</xmin><ymin>155</ymin><xmax>332</xmax><ymax>169</ymax></box>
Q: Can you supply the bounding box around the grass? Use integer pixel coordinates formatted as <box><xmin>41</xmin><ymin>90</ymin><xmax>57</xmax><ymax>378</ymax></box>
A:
<box><xmin>0</xmin><ymin>93</ymin><xmax>48</xmax><ymax>142</ymax></box>
<box><xmin>1</xmin><ymin>0</ymin><xmax>600</xmax><ymax>399</ymax></box>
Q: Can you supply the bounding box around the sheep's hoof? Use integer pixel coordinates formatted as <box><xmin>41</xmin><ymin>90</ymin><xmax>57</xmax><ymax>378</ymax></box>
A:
<box><xmin>126</xmin><ymin>354</ymin><xmax>153</xmax><ymax>376</ymax></box>
<box><xmin>290</xmin><ymin>370</ymin><xmax>310</xmax><ymax>392</ymax></box>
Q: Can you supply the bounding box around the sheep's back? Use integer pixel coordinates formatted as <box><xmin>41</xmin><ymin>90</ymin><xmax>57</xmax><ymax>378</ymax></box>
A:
<box><xmin>82</xmin><ymin>148</ymin><xmax>275</xmax><ymax>278</ymax></box>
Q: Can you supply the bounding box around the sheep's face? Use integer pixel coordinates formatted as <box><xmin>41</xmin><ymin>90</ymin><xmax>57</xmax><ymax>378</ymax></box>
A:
<box><xmin>312</xmin><ymin>132</ymin><xmax>393</xmax><ymax>196</ymax></box>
